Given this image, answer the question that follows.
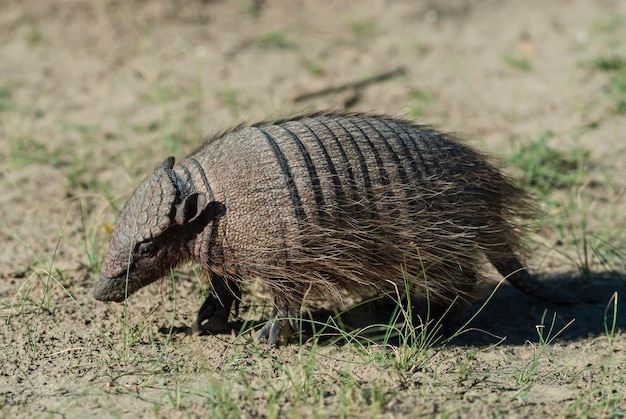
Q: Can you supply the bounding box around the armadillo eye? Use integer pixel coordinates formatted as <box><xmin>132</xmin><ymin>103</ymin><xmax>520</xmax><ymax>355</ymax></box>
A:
<box><xmin>137</xmin><ymin>241</ymin><xmax>155</xmax><ymax>257</ymax></box>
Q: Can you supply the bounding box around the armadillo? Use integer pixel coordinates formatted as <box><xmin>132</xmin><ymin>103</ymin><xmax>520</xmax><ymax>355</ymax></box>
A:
<box><xmin>94</xmin><ymin>113</ymin><xmax>571</xmax><ymax>344</ymax></box>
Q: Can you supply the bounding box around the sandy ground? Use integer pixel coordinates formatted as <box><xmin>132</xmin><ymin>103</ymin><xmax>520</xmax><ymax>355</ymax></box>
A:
<box><xmin>1</xmin><ymin>0</ymin><xmax>625</xmax><ymax>417</ymax></box>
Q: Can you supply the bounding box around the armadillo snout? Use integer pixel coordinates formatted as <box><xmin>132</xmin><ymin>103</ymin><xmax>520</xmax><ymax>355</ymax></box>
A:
<box><xmin>93</xmin><ymin>275</ymin><xmax>130</xmax><ymax>303</ymax></box>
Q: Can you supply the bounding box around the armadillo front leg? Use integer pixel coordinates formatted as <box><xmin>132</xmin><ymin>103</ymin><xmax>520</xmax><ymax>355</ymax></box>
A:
<box><xmin>193</xmin><ymin>275</ymin><xmax>241</xmax><ymax>335</ymax></box>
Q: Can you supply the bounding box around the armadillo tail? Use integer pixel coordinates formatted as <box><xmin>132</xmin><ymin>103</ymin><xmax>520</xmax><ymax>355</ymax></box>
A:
<box><xmin>491</xmin><ymin>254</ymin><xmax>594</xmax><ymax>304</ymax></box>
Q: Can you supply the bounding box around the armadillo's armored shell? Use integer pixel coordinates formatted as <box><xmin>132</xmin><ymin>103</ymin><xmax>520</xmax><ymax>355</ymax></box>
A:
<box><xmin>171</xmin><ymin>114</ymin><xmax>534</xmax><ymax>309</ymax></box>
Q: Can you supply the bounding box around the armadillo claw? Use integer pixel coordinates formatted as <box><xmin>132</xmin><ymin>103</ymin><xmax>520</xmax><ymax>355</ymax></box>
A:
<box><xmin>193</xmin><ymin>316</ymin><xmax>229</xmax><ymax>335</ymax></box>
<box><xmin>193</xmin><ymin>294</ymin><xmax>230</xmax><ymax>335</ymax></box>
<box><xmin>255</xmin><ymin>309</ymin><xmax>300</xmax><ymax>345</ymax></box>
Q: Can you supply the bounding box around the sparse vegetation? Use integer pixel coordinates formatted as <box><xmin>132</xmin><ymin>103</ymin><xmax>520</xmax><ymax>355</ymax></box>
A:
<box><xmin>255</xmin><ymin>30</ymin><xmax>296</xmax><ymax>49</ymax></box>
<box><xmin>585</xmin><ymin>54</ymin><xmax>626</xmax><ymax>114</ymax></box>
<box><xmin>507</xmin><ymin>130</ymin><xmax>590</xmax><ymax>199</ymax></box>
<box><xmin>348</xmin><ymin>18</ymin><xmax>378</xmax><ymax>39</ymax></box>
<box><xmin>507</xmin><ymin>128</ymin><xmax>625</xmax><ymax>278</ymax></box>
<box><xmin>503</xmin><ymin>53</ymin><xmax>533</xmax><ymax>72</ymax></box>
<box><xmin>586</xmin><ymin>54</ymin><xmax>626</xmax><ymax>72</ymax></box>
<box><xmin>406</xmin><ymin>87</ymin><xmax>433</xmax><ymax>118</ymax></box>
<box><xmin>0</xmin><ymin>84</ymin><xmax>16</xmax><ymax>112</ymax></box>
<box><xmin>1</xmin><ymin>2</ymin><xmax>625</xmax><ymax>418</ymax></box>
<box><xmin>301</xmin><ymin>57</ymin><xmax>325</xmax><ymax>77</ymax></box>
<box><xmin>218</xmin><ymin>87</ymin><xmax>241</xmax><ymax>109</ymax></box>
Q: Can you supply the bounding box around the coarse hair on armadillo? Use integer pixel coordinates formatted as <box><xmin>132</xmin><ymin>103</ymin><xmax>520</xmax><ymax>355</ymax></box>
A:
<box><xmin>195</xmin><ymin>112</ymin><xmax>536</xmax><ymax>309</ymax></box>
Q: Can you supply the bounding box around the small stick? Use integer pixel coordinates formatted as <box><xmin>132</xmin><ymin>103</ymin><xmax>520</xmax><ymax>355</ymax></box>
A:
<box><xmin>293</xmin><ymin>67</ymin><xmax>406</xmax><ymax>102</ymax></box>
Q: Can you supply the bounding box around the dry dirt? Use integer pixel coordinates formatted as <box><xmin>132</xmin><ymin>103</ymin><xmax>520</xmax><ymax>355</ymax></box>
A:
<box><xmin>1</xmin><ymin>0</ymin><xmax>625</xmax><ymax>417</ymax></box>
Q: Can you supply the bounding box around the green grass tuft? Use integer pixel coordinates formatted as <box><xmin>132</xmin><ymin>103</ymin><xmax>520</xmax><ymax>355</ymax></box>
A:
<box><xmin>348</xmin><ymin>19</ymin><xmax>378</xmax><ymax>39</ymax></box>
<box><xmin>301</xmin><ymin>57</ymin><xmax>325</xmax><ymax>77</ymax></box>
<box><xmin>503</xmin><ymin>54</ymin><xmax>533</xmax><ymax>72</ymax></box>
<box><xmin>508</xmin><ymin>131</ymin><xmax>590</xmax><ymax>198</ymax></box>
<box><xmin>406</xmin><ymin>88</ymin><xmax>433</xmax><ymax>118</ymax></box>
<box><xmin>255</xmin><ymin>30</ymin><xmax>296</xmax><ymax>49</ymax></box>
<box><xmin>585</xmin><ymin>55</ymin><xmax>626</xmax><ymax>71</ymax></box>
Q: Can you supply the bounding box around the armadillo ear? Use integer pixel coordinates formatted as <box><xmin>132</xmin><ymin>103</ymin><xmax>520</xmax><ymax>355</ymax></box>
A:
<box><xmin>175</xmin><ymin>192</ymin><xmax>207</xmax><ymax>225</ymax></box>
<box><xmin>161</xmin><ymin>156</ymin><xmax>175</xmax><ymax>169</ymax></box>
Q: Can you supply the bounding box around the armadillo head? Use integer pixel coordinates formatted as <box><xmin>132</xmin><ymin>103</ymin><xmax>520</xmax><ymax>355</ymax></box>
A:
<box><xmin>94</xmin><ymin>157</ymin><xmax>207</xmax><ymax>302</ymax></box>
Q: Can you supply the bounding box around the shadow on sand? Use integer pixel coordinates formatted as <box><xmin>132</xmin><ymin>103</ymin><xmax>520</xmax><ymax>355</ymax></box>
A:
<box><xmin>163</xmin><ymin>271</ymin><xmax>625</xmax><ymax>347</ymax></box>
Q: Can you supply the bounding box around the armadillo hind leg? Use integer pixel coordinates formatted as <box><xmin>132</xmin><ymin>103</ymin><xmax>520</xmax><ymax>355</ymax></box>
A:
<box><xmin>193</xmin><ymin>275</ymin><xmax>241</xmax><ymax>335</ymax></box>
<box><xmin>255</xmin><ymin>305</ymin><xmax>301</xmax><ymax>345</ymax></box>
